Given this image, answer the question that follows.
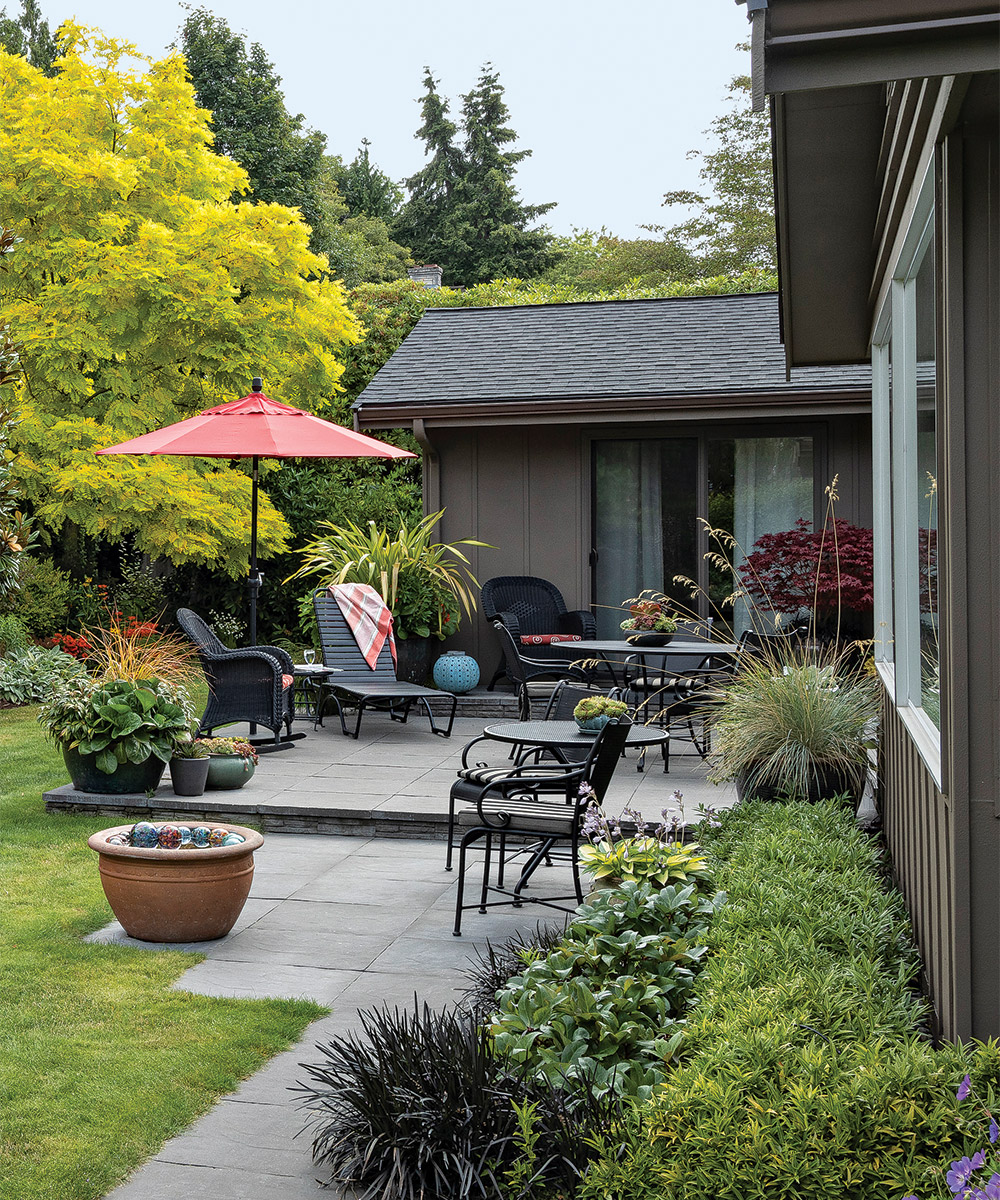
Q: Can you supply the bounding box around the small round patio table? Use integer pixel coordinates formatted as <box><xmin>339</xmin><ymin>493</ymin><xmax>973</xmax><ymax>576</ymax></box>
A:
<box><xmin>482</xmin><ymin>720</ymin><xmax>668</xmax><ymax>751</ymax></box>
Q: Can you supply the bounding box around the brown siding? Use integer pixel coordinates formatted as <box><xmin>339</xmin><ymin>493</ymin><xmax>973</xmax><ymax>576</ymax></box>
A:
<box><xmin>881</xmin><ymin>693</ymin><xmax>957</xmax><ymax>1038</ymax></box>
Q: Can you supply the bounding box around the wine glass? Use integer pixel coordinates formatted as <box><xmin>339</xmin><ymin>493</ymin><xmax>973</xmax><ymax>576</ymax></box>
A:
<box><xmin>304</xmin><ymin>649</ymin><xmax>316</xmax><ymax>666</ymax></box>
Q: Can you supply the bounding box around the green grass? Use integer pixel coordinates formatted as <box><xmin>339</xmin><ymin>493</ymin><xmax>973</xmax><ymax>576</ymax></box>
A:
<box><xmin>0</xmin><ymin>705</ymin><xmax>325</xmax><ymax>1200</ymax></box>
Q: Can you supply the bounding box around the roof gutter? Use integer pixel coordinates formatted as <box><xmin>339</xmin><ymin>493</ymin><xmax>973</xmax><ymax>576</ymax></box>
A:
<box><xmin>737</xmin><ymin>0</ymin><xmax>769</xmax><ymax>112</ymax></box>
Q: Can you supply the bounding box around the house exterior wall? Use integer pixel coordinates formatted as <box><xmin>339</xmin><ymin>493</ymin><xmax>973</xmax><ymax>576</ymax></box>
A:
<box><xmin>429</xmin><ymin>415</ymin><xmax>872</xmax><ymax>668</ymax></box>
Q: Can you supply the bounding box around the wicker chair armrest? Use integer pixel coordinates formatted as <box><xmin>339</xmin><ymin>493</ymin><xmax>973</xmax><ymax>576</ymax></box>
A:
<box><xmin>558</xmin><ymin>609</ymin><xmax>597</xmax><ymax>639</ymax></box>
<box><xmin>252</xmin><ymin>644</ymin><xmax>295</xmax><ymax>673</ymax></box>
<box><xmin>198</xmin><ymin>647</ymin><xmax>283</xmax><ymax>675</ymax></box>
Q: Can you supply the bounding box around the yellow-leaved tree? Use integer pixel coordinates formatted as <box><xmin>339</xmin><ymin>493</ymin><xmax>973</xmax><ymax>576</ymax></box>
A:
<box><xmin>0</xmin><ymin>25</ymin><xmax>360</xmax><ymax>574</ymax></box>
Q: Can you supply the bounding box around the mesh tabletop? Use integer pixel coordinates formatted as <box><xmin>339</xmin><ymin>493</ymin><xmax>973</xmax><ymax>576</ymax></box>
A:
<box><xmin>571</xmin><ymin>640</ymin><xmax>739</xmax><ymax>657</ymax></box>
<box><xmin>483</xmin><ymin>721</ymin><xmax>668</xmax><ymax>748</ymax></box>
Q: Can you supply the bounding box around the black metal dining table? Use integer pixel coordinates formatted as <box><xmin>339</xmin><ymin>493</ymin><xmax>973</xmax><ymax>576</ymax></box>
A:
<box><xmin>481</xmin><ymin>719</ymin><xmax>669</xmax><ymax>751</ymax></box>
<box><xmin>561</xmin><ymin>638</ymin><xmax>739</xmax><ymax>686</ymax></box>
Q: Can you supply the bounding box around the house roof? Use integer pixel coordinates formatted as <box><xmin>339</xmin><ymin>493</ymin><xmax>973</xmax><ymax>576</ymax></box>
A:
<box><xmin>353</xmin><ymin>294</ymin><xmax>871</xmax><ymax>421</ymax></box>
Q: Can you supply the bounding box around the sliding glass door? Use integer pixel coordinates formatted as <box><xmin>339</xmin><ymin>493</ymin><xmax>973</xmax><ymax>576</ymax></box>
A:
<box><xmin>593</xmin><ymin>432</ymin><xmax>816</xmax><ymax>635</ymax></box>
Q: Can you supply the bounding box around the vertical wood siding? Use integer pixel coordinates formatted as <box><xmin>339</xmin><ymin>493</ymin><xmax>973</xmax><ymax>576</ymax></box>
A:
<box><xmin>881</xmin><ymin>692</ymin><xmax>957</xmax><ymax>1039</ymax></box>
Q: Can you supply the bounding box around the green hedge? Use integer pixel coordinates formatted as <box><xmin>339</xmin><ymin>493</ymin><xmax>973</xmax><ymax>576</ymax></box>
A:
<box><xmin>579</xmin><ymin>801</ymin><xmax>995</xmax><ymax>1200</ymax></box>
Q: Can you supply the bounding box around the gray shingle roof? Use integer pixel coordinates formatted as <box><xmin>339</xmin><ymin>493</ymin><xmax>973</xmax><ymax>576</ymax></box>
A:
<box><xmin>354</xmin><ymin>293</ymin><xmax>871</xmax><ymax>412</ymax></box>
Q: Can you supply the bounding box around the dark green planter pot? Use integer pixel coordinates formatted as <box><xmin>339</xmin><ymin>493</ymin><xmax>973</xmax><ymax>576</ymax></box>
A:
<box><xmin>206</xmin><ymin>755</ymin><xmax>256</xmax><ymax>790</ymax></box>
<box><xmin>735</xmin><ymin>763</ymin><xmax>864</xmax><ymax>808</ymax></box>
<box><xmin>64</xmin><ymin>746</ymin><xmax>166</xmax><ymax>795</ymax></box>
<box><xmin>394</xmin><ymin>636</ymin><xmax>436</xmax><ymax>685</ymax></box>
<box><xmin>169</xmin><ymin>756</ymin><xmax>211</xmax><ymax>797</ymax></box>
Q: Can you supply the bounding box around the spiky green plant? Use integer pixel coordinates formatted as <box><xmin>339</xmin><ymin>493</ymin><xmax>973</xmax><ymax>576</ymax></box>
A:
<box><xmin>707</xmin><ymin>646</ymin><xmax>880</xmax><ymax>800</ymax></box>
<box><xmin>287</xmin><ymin>509</ymin><xmax>490</xmax><ymax>639</ymax></box>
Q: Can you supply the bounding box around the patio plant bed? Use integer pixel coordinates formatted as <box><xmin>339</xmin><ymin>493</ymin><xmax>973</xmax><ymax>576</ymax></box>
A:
<box><xmin>298</xmin><ymin>800</ymin><xmax>997</xmax><ymax>1199</ymax></box>
<box><xmin>0</xmin><ymin>704</ymin><xmax>324</xmax><ymax>1200</ymax></box>
<box><xmin>580</xmin><ymin>800</ymin><xmax>994</xmax><ymax>1200</ymax></box>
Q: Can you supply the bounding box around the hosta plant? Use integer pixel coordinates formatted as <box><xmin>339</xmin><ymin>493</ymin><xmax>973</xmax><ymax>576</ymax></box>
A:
<box><xmin>579</xmin><ymin>800</ymin><xmax>714</xmax><ymax>890</ymax></box>
<box><xmin>39</xmin><ymin>675</ymin><xmax>193</xmax><ymax>774</ymax></box>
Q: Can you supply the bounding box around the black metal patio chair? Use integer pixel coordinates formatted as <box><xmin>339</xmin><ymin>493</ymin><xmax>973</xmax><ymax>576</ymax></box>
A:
<box><xmin>451</xmin><ymin>717</ymin><xmax>632</xmax><ymax>935</ymax></box>
<box><xmin>482</xmin><ymin>575</ymin><xmax>597</xmax><ymax>689</ymax></box>
<box><xmin>176</xmin><ymin>608</ymin><xmax>295</xmax><ymax>749</ymax></box>
<box><xmin>312</xmin><ymin>589</ymin><xmax>457</xmax><ymax>739</ymax></box>
<box><xmin>489</xmin><ymin>619</ymin><xmax>590</xmax><ymax>720</ymax></box>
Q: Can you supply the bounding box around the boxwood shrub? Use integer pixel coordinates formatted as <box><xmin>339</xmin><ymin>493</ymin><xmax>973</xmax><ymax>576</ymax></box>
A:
<box><xmin>579</xmin><ymin>801</ymin><xmax>990</xmax><ymax>1200</ymax></box>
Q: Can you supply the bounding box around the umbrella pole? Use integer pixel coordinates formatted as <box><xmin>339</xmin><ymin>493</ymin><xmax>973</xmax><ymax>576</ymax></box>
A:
<box><xmin>249</xmin><ymin>455</ymin><xmax>260</xmax><ymax>648</ymax></box>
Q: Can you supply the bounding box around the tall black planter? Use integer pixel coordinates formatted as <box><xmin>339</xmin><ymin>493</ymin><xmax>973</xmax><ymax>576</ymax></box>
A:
<box><xmin>394</xmin><ymin>636</ymin><xmax>435</xmax><ymax>685</ymax></box>
<box><xmin>735</xmin><ymin>763</ymin><xmax>864</xmax><ymax>808</ymax></box>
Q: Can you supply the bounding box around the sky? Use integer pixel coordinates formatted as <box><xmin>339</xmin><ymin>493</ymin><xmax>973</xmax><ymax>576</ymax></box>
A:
<box><xmin>32</xmin><ymin>0</ymin><xmax>752</xmax><ymax>238</ymax></box>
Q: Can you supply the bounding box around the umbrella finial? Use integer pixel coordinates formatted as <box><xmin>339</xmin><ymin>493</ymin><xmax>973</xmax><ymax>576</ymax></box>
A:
<box><xmin>251</xmin><ymin>377</ymin><xmax>263</xmax><ymax>393</ymax></box>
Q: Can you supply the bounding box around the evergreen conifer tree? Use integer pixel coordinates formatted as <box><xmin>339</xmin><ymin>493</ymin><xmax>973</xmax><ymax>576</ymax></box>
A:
<box><xmin>393</xmin><ymin>68</ymin><xmax>465</xmax><ymax>273</ymax></box>
<box><xmin>0</xmin><ymin>0</ymin><xmax>57</xmax><ymax>75</ymax></box>
<box><xmin>335</xmin><ymin>139</ymin><xmax>402</xmax><ymax>224</ymax></box>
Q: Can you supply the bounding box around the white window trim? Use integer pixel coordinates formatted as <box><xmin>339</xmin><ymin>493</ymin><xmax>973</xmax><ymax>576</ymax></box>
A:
<box><xmin>871</xmin><ymin>163</ymin><xmax>942</xmax><ymax>787</ymax></box>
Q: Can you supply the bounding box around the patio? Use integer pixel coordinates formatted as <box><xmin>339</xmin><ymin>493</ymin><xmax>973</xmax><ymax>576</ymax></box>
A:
<box><xmin>75</xmin><ymin>704</ymin><xmax>734</xmax><ymax>1197</ymax></box>
<box><xmin>45</xmin><ymin>693</ymin><xmax>736</xmax><ymax>836</ymax></box>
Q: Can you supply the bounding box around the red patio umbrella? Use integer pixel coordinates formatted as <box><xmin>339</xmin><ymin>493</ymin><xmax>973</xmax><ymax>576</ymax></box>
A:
<box><xmin>97</xmin><ymin>379</ymin><xmax>415</xmax><ymax>644</ymax></box>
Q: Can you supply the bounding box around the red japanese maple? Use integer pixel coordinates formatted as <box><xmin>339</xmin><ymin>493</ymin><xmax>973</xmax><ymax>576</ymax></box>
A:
<box><xmin>739</xmin><ymin>519</ymin><xmax>874</xmax><ymax>615</ymax></box>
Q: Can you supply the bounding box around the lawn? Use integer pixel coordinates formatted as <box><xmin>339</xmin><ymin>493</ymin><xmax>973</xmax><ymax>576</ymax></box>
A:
<box><xmin>0</xmin><ymin>704</ymin><xmax>325</xmax><ymax>1200</ymax></box>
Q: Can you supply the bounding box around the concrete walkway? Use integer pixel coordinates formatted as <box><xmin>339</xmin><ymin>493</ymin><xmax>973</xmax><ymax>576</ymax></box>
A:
<box><xmin>86</xmin><ymin>713</ymin><xmax>736</xmax><ymax>1198</ymax></box>
<box><xmin>95</xmin><ymin>833</ymin><xmax>584</xmax><ymax>1199</ymax></box>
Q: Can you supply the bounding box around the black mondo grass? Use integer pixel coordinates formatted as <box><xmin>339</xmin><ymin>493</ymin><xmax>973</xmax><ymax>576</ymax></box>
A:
<box><xmin>295</xmin><ymin>1002</ymin><xmax>510</xmax><ymax>1199</ymax></box>
<box><xmin>293</xmin><ymin>1000</ymin><xmax>625</xmax><ymax>1200</ymax></box>
<box><xmin>459</xmin><ymin>924</ymin><xmax>567</xmax><ymax>1021</ymax></box>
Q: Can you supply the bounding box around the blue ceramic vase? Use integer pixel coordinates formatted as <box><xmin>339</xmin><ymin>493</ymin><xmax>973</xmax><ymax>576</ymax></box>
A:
<box><xmin>432</xmin><ymin>650</ymin><xmax>480</xmax><ymax>694</ymax></box>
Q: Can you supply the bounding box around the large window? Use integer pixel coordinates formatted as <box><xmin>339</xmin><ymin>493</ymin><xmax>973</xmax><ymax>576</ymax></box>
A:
<box><xmin>872</xmin><ymin>166</ymin><xmax>940</xmax><ymax>767</ymax></box>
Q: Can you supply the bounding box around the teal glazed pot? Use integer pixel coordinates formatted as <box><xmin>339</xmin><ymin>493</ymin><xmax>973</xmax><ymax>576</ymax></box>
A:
<box><xmin>206</xmin><ymin>754</ymin><xmax>256</xmax><ymax>790</ymax></box>
<box><xmin>432</xmin><ymin>650</ymin><xmax>480</xmax><ymax>694</ymax></box>
<box><xmin>64</xmin><ymin>746</ymin><xmax>166</xmax><ymax>795</ymax></box>
<box><xmin>575</xmin><ymin>714</ymin><xmax>611</xmax><ymax>733</ymax></box>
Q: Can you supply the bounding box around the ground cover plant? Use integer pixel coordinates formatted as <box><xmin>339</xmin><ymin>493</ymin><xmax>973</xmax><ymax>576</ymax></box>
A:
<box><xmin>579</xmin><ymin>801</ymin><xmax>991</xmax><ymax>1200</ymax></box>
<box><xmin>0</xmin><ymin>704</ymin><xmax>324</xmax><ymax>1200</ymax></box>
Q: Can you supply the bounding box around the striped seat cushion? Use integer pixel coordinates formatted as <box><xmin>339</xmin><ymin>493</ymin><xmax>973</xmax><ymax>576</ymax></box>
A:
<box><xmin>456</xmin><ymin>796</ymin><xmax>576</xmax><ymax>835</ymax></box>
<box><xmin>457</xmin><ymin>764</ymin><xmax>569</xmax><ymax>786</ymax></box>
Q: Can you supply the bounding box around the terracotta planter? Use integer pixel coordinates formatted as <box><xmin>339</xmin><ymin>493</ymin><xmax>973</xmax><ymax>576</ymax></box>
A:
<box><xmin>88</xmin><ymin>823</ymin><xmax>264</xmax><ymax>942</ymax></box>
<box><xmin>169</xmin><ymin>756</ymin><xmax>210</xmax><ymax>796</ymax></box>
<box><xmin>64</xmin><ymin>746</ymin><xmax>166</xmax><ymax>795</ymax></box>
<box><xmin>206</xmin><ymin>754</ymin><xmax>256</xmax><ymax>790</ymax></box>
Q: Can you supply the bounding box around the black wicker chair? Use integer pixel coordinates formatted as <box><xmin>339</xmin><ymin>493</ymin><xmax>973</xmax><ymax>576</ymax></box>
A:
<box><xmin>176</xmin><ymin>609</ymin><xmax>295</xmax><ymax>748</ymax></box>
<box><xmin>481</xmin><ymin>576</ymin><xmax>597</xmax><ymax>689</ymax></box>
<box><xmin>451</xmin><ymin>717</ymin><xmax>632</xmax><ymax>935</ymax></box>
<box><xmin>313</xmin><ymin>589</ymin><xmax>457</xmax><ymax>739</ymax></box>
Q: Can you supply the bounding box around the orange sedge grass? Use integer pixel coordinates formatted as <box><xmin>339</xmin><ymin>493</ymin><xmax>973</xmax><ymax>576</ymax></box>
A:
<box><xmin>83</xmin><ymin>618</ymin><xmax>200</xmax><ymax>687</ymax></box>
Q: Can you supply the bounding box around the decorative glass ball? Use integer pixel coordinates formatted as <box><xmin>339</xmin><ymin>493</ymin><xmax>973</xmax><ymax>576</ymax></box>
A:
<box><xmin>131</xmin><ymin>822</ymin><xmax>159</xmax><ymax>849</ymax></box>
<box><xmin>105</xmin><ymin>833</ymin><xmax>129</xmax><ymax>846</ymax></box>
<box><xmin>191</xmin><ymin>825</ymin><xmax>212</xmax><ymax>848</ymax></box>
<box><xmin>157</xmin><ymin>824</ymin><xmax>182</xmax><ymax>849</ymax></box>
<box><xmin>176</xmin><ymin>826</ymin><xmax>192</xmax><ymax>846</ymax></box>
<box><xmin>221</xmin><ymin>833</ymin><xmax>245</xmax><ymax>846</ymax></box>
<box><xmin>208</xmin><ymin>827</ymin><xmax>229</xmax><ymax>846</ymax></box>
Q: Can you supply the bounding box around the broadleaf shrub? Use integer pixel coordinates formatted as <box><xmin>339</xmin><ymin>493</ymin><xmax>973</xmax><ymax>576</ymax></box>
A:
<box><xmin>489</xmin><ymin>881</ymin><xmax>723</xmax><ymax>1098</ymax></box>
<box><xmin>0</xmin><ymin>645</ymin><xmax>86</xmax><ymax>705</ymax></box>
<box><xmin>580</xmin><ymin>801</ymin><xmax>982</xmax><ymax>1200</ymax></box>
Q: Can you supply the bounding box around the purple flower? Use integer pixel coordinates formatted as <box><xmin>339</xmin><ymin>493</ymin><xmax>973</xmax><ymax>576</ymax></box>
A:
<box><xmin>958</xmin><ymin>1074</ymin><xmax>973</xmax><ymax>1102</ymax></box>
<box><xmin>989</xmin><ymin>1119</ymin><xmax>999</xmax><ymax>1144</ymax></box>
<box><xmin>948</xmin><ymin>1152</ymin><xmax>987</xmax><ymax>1194</ymax></box>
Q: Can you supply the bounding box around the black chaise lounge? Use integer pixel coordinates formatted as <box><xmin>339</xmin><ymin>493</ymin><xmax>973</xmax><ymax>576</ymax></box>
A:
<box><xmin>176</xmin><ymin>608</ymin><xmax>295</xmax><ymax>748</ymax></box>
<box><xmin>312</xmin><ymin>589</ymin><xmax>457</xmax><ymax>739</ymax></box>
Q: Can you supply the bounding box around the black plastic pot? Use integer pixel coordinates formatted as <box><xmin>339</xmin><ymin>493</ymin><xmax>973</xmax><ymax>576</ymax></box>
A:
<box><xmin>394</xmin><ymin>635</ymin><xmax>436</xmax><ymax>685</ymax></box>
<box><xmin>169</xmin><ymin>756</ymin><xmax>210</xmax><ymax>796</ymax></box>
<box><xmin>63</xmin><ymin>746</ymin><xmax>166</xmax><ymax>795</ymax></box>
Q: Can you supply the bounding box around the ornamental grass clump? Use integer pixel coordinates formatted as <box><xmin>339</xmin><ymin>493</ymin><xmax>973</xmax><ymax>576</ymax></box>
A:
<box><xmin>295</xmin><ymin>1001</ymin><xmax>625</xmax><ymax>1200</ymax></box>
<box><xmin>707</xmin><ymin>646</ymin><xmax>880</xmax><ymax>802</ymax></box>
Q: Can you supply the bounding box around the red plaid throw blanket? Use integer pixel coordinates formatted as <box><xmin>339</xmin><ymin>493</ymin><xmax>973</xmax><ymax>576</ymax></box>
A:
<box><xmin>330</xmin><ymin>583</ymin><xmax>396</xmax><ymax>669</ymax></box>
